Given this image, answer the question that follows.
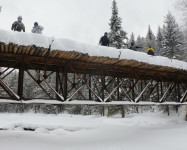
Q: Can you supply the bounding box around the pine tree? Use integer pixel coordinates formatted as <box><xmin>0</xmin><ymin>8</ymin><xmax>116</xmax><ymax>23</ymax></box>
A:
<box><xmin>156</xmin><ymin>26</ymin><xmax>164</xmax><ymax>55</ymax></box>
<box><xmin>128</xmin><ymin>32</ymin><xmax>135</xmax><ymax>46</ymax></box>
<box><xmin>145</xmin><ymin>25</ymin><xmax>156</xmax><ymax>50</ymax></box>
<box><xmin>161</xmin><ymin>12</ymin><xmax>184</xmax><ymax>59</ymax></box>
<box><xmin>136</xmin><ymin>35</ymin><xmax>146</xmax><ymax>52</ymax></box>
<box><xmin>176</xmin><ymin>0</ymin><xmax>187</xmax><ymax>61</ymax></box>
<box><xmin>109</xmin><ymin>0</ymin><xmax>128</xmax><ymax>49</ymax></box>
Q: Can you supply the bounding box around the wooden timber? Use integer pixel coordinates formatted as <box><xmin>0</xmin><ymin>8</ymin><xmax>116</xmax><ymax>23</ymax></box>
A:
<box><xmin>0</xmin><ymin>42</ymin><xmax>187</xmax><ymax>102</ymax></box>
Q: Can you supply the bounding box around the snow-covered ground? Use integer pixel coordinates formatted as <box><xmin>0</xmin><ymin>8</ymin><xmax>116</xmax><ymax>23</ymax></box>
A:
<box><xmin>0</xmin><ymin>108</ymin><xmax>187</xmax><ymax>150</ymax></box>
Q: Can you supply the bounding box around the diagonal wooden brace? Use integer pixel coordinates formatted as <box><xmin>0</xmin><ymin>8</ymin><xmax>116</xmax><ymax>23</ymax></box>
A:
<box><xmin>135</xmin><ymin>80</ymin><xmax>152</xmax><ymax>103</ymax></box>
<box><xmin>180</xmin><ymin>90</ymin><xmax>187</xmax><ymax>103</ymax></box>
<box><xmin>159</xmin><ymin>83</ymin><xmax>174</xmax><ymax>103</ymax></box>
<box><xmin>0</xmin><ymin>78</ymin><xmax>19</xmax><ymax>100</ymax></box>
<box><xmin>66</xmin><ymin>76</ymin><xmax>92</xmax><ymax>102</ymax></box>
<box><xmin>68</xmin><ymin>65</ymin><xmax>103</xmax><ymax>102</ymax></box>
<box><xmin>104</xmin><ymin>79</ymin><xmax>124</xmax><ymax>102</ymax></box>
<box><xmin>25</xmin><ymin>60</ymin><xmax>64</xmax><ymax>101</ymax></box>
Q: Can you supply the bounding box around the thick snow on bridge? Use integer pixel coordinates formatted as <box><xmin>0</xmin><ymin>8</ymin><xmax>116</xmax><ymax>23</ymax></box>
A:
<box><xmin>0</xmin><ymin>29</ymin><xmax>187</xmax><ymax>70</ymax></box>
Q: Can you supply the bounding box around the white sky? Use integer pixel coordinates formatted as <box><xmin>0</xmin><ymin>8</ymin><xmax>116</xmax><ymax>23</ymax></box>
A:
<box><xmin>0</xmin><ymin>0</ymin><xmax>177</xmax><ymax>44</ymax></box>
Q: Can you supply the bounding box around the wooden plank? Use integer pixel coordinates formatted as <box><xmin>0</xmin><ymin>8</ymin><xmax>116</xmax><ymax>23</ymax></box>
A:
<box><xmin>49</xmin><ymin>50</ymin><xmax>59</xmax><ymax>58</ymax></box>
<box><xmin>41</xmin><ymin>49</ymin><xmax>48</xmax><ymax>57</ymax></box>
<box><xmin>17</xmin><ymin>46</ymin><xmax>23</xmax><ymax>54</ymax></box>
<box><xmin>5</xmin><ymin>44</ymin><xmax>8</xmax><ymax>53</ymax></box>
<box><xmin>13</xmin><ymin>44</ymin><xmax>18</xmax><ymax>54</ymax></box>
<box><xmin>33</xmin><ymin>47</ymin><xmax>40</xmax><ymax>56</ymax></box>
<box><xmin>29</xmin><ymin>46</ymin><xmax>36</xmax><ymax>55</ymax></box>
<box><xmin>8</xmin><ymin>43</ymin><xmax>14</xmax><ymax>53</ymax></box>
<box><xmin>25</xmin><ymin>45</ymin><xmax>31</xmax><ymax>55</ymax></box>
<box><xmin>0</xmin><ymin>42</ymin><xmax>5</xmax><ymax>53</ymax></box>
<box><xmin>22</xmin><ymin>46</ymin><xmax>27</xmax><ymax>55</ymax></box>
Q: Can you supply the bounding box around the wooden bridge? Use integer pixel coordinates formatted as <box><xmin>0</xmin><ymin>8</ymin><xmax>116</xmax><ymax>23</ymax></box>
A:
<box><xmin>0</xmin><ymin>40</ymin><xmax>187</xmax><ymax>104</ymax></box>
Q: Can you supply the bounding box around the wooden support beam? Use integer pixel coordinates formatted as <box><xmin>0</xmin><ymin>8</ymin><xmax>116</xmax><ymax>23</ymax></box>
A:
<box><xmin>1</xmin><ymin>68</ymin><xmax>16</xmax><ymax>80</ymax></box>
<box><xmin>159</xmin><ymin>83</ymin><xmax>174</xmax><ymax>103</ymax></box>
<box><xmin>0</xmin><ymin>79</ymin><xmax>19</xmax><ymax>100</ymax></box>
<box><xmin>180</xmin><ymin>90</ymin><xmax>187</xmax><ymax>103</ymax></box>
<box><xmin>58</xmin><ymin>73</ymin><xmax>63</xmax><ymax>95</ymax></box>
<box><xmin>67</xmin><ymin>78</ymin><xmax>86</xmax><ymax>100</ymax></box>
<box><xmin>93</xmin><ymin>76</ymin><xmax>113</xmax><ymax>100</ymax></box>
<box><xmin>89</xmin><ymin>74</ymin><xmax>92</xmax><ymax>100</ymax></box>
<box><xmin>66</xmin><ymin>76</ymin><xmax>92</xmax><ymax>102</ymax></box>
<box><xmin>177</xmin><ymin>82</ymin><xmax>181</xmax><ymax>102</ymax></box>
<box><xmin>63</xmin><ymin>65</ymin><xmax>67</xmax><ymax>101</ymax></box>
<box><xmin>127</xmin><ymin>80</ymin><xmax>138</xmax><ymax>94</ymax></box>
<box><xmin>18</xmin><ymin>63</ymin><xmax>24</xmax><ymax>99</ymax></box>
<box><xmin>25</xmin><ymin>59</ymin><xmax>64</xmax><ymax>101</ymax></box>
<box><xmin>106</xmin><ymin>72</ymin><xmax>133</xmax><ymax>102</ymax></box>
<box><xmin>68</xmin><ymin>64</ymin><xmax>102</xmax><ymax>102</ymax></box>
<box><xmin>132</xmin><ymin>79</ymin><xmax>135</xmax><ymax>100</ymax></box>
<box><xmin>56</xmin><ymin>72</ymin><xmax>59</xmax><ymax>100</ymax></box>
<box><xmin>104</xmin><ymin>79</ymin><xmax>124</xmax><ymax>102</ymax></box>
<box><xmin>135</xmin><ymin>80</ymin><xmax>152</xmax><ymax>103</ymax></box>
<box><xmin>101</xmin><ymin>76</ymin><xmax>105</xmax><ymax>101</ymax></box>
<box><xmin>117</xmin><ymin>77</ymin><xmax>120</xmax><ymax>101</ymax></box>
<box><xmin>157</xmin><ymin>82</ymin><xmax>160</xmax><ymax>102</ymax></box>
<box><xmin>67</xmin><ymin>74</ymin><xmax>86</xmax><ymax>93</ymax></box>
<box><xmin>26</xmin><ymin>70</ymin><xmax>53</xmax><ymax>99</ymax></box>
<box><xmin>143</xmin><ymin>82</ymin><xmax>158</xmax><ymax>102</ymax></box>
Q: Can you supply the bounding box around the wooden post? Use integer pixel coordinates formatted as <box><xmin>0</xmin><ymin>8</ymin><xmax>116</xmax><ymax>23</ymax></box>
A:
<box><xmin>117</xmin><ymin>77</ymin><xmax>120</xmax><ymax>101</ymax></box>
<box><xmin>121</xmin><ymin>105</ymin><xmax>125</xmax><ymax>118</ymax></box>
<box><xmin>160</xmin><ymin>82</ymin><xmax>163</xmax><ymax>97</ymax></box>
<box><xmin>63</xmin><ymin>66</ymin><xmax>68</xmax><ymax>101</ymax></box>
<box><xmin>157</xmin><ymin>81</ymin><xmax>160</xmax><ymax>102</ymax></box>
<box><xmin>177</xmin><ymin>82</ymin><xmax>181</xmax><ymax>102</ymax></box>
<box><xmin>89</xmin><ymin>74</ymin><xmax>92</xmax><ymax>100</ymax></box>
<box><xmin>101</xmin><ymin>76</ymin><xmax>105</xmax><ymax>101</ymax></box>
<box><xmin>141</xmin><ymin>82</ymin><xmax>143</xmax><ymax>101</ymax></box>
<box><xmin>56</xmin><ymin>72</ymin><xmax>59</xmax><ymax>100</ymax></box>
<box><xmin>132</xmin><ymin>80</ymin><xmax>135</xmax><ymax>100</ymax></box>
<box><xmin>18</xmin><ymin>64</ymin><xmax>24</xmax><ymax>99</ymax></box>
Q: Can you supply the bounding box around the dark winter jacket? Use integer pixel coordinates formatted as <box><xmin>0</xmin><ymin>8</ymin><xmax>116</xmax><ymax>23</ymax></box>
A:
<box><xmin>11</xmin><ymin>21</ymin><xmax>25</xmax><ymax>32</ymax></box>
<box><xmin>129</xmin><ymin>45</ymin><xmax>140</xmax><ymax>51</ymax></box>
<box><xmin>99</xmin><ymin>35</ymin><xmax>109</xmax><ymax>46</ymax></box>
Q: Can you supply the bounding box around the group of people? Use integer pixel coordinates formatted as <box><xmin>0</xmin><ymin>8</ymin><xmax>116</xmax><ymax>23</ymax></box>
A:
<box><xmin>11</xmin><ymin>16</ymin><xmax>44</xmax><ymax>34</ymax></box>
<box><xmin>99</xmin><ymin>32</ymin><xmax>154</xmax><ymax>56</ymax></box>
<box><xmin>11</xmin><ymin>16</ymin><xmax>154</xmax><ymax>55</ymax></box>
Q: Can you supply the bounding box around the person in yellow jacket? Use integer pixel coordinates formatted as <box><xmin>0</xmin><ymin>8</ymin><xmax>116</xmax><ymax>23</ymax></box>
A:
<box><xmin>147</xmin><ymin>46</ymin><xmax>155</xmax><ymax>56</ymax></box>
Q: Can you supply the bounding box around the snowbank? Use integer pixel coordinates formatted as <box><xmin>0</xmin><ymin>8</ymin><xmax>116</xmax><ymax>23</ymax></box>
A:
<box><xmin>0</xmin><ymin>111</ymin><xmax>187</xmax><ymax>150</ymax></box>
<box><xmin>0</xmin><ymin>29</ymin><xmax>187</xmax><ymax>70</ymax></box>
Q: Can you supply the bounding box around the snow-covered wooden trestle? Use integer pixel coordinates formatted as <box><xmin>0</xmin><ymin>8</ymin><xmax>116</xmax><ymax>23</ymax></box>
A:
<box><xmin>0</xmin><ymin>31</ymin><xmax>187</xmax><ymax>104</ymax></box>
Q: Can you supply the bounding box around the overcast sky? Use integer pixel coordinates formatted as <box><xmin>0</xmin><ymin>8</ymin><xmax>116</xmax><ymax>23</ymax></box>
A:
<box><xmin>0</xmin><ymin>0</ymin><xmax>178</xmax><ymax>44</ymax></box>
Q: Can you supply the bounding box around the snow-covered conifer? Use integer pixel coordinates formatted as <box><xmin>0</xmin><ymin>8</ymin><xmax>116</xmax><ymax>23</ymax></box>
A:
<box><xmin>161</xmin><ymin>12</ymin><xmax>184</xmax><ymax>59</ymax></box>
<box><xmin>109</xmin><ymin>0</ymin><xmax>128</xmax><ymax>49</ymax></box>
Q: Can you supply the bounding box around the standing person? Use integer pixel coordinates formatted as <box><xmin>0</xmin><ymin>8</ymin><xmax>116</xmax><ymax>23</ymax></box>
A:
<box><xmin>31</xmin><ymin>22</ymin><xmax>44</xmax><ymax>34</ymax></box>
<box><xmin>11</xmin><ymin>16</ymin><xmax>25</xmax><ymax>32</ymax></box>
<box><xmin>99</xmin><ymin>32</ymin><xmax>109</xmax><ymax>47</ymax></box>
<box><xmin>129</xmin><ymin>42</ymin><xmax>140</xmax><ymax>51</ymax></box>
<box><xmin>147</xmin><ymin>46</ymin><xmax>155</xmax><ymax>56</ymax></box>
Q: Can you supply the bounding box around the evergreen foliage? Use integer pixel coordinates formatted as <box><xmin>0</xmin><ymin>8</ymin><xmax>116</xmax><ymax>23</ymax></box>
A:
<box><xmin>156</xmin><ymin>26</ymin><xmax>164</xmax><ymax>55</ymax></box>
<box><xmin>161</xmin><ymin>12</ymin><xmax>184</xmax><ymax>59</ymax></box>
<box><xmin>145</xmin><ymin>25</ymin><xmax>156</xmax><ymax>50</ymax></box>
<box><xmin>109</xmin><ymin>0</ymin><xmax>128</xmax><ymax>49</ymax></box>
